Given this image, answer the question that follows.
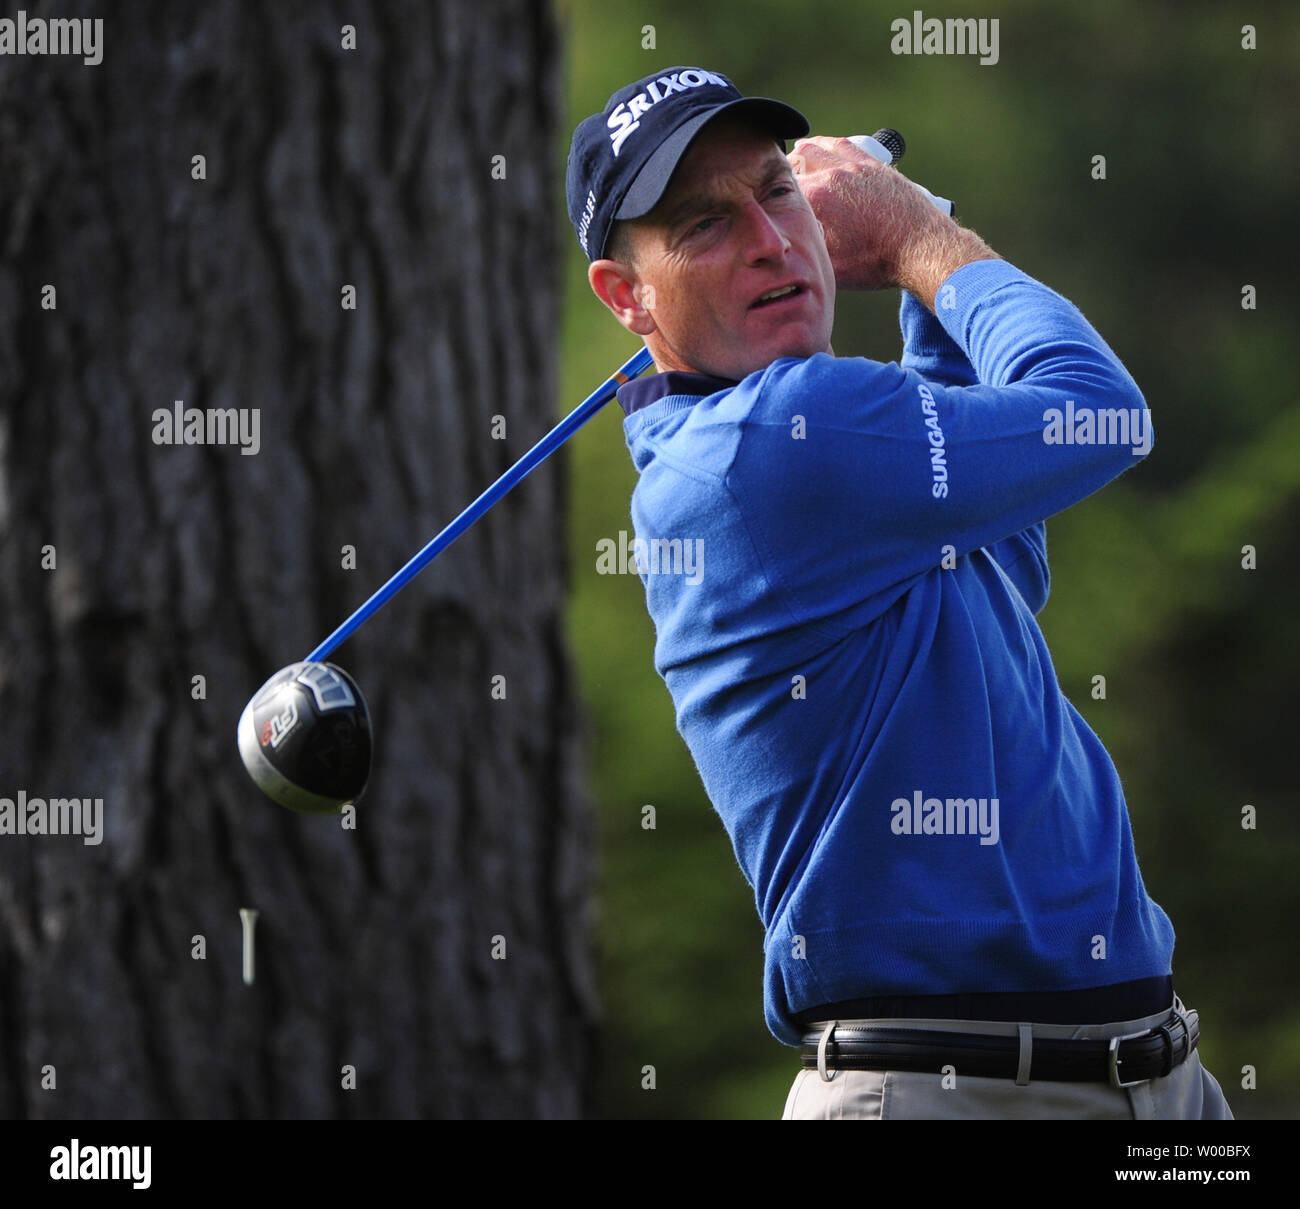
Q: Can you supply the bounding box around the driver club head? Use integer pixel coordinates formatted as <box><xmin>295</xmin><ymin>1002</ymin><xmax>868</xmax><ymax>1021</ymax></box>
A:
<box><xmin>237</xmin><ymin>661</ymin><xmax>371</xmax><ymax>813</ymax></box>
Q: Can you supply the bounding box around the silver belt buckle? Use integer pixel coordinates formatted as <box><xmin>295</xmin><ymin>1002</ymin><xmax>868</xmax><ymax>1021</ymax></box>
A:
<box><xmin>1107</xmin><ymin>1029</ymin><xmax>1154</xmax><ymax>1089</ymax></box>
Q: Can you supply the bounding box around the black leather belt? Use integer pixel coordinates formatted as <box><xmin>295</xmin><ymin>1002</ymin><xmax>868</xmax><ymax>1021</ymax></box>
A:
<box><xmin>800</xmin><ymin>1005</ymin><xmax>1198</xmax><ymax>1087</ymax></box>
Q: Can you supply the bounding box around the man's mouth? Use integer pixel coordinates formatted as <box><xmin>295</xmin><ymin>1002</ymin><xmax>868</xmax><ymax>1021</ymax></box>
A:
<box><xmin>750</xmin><ymin>284</ymin><xmax>804</xmax><ymax>309</ymax></box>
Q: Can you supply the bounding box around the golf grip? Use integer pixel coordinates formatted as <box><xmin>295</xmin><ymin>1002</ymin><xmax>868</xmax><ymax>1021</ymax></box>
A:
<box><xmin>304</xmin><ymin>345</ymin><xmax>656</xmax><ymax>663</ymax></box>
<box><xmin>847</xmin><ymin>129</ymin><xmax>954</xmax><ymax>217</ymax></box>
<box><xmin>849</xmin><ymin>128</ymin><xmax>906</xmax><ymax>165</ymax></box>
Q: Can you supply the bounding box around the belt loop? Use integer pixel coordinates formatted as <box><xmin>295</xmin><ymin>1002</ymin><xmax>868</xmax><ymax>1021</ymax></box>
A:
<box><xmin>1015</xmin><ymin>1023</ymin><xmax>1033</xmax><ymax>1086</ymax></box>
<box><xmin>817</xmin><ymin>1020</ymin><xmax>838</xmax><ymax>1083</ymax></box>
<box><xmin>1155</xmin><ymin>1019</ymin><xmax>1177</xmax><ymax>1078</ymax></box>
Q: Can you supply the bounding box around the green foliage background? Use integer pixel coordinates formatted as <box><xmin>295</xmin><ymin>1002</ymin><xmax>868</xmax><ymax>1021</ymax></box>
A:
<box><xmin>552</xmin><ymin>0</ymin><xmax>1299</xmax><ymax>1118</ymax></box>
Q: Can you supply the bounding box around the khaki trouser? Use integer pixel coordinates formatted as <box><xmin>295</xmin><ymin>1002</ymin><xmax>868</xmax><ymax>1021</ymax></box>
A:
<box><xmin>782</xmin><ymin>1000</ymin><xmax>1234</xmax><ymax>1120</ymax></box>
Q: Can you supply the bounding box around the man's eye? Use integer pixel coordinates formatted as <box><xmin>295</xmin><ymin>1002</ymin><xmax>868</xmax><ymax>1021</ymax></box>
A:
<box><xmin>690</xmin><ymin>217</ymin><xmax>717</xmax><ymax>235</ymax></box>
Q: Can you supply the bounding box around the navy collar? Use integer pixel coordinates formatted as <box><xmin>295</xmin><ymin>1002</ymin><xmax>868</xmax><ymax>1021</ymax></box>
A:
<box><xmin>617</xmin><ymin>370</ymin><xmax>739</xmax><ymax>417</ymax></box>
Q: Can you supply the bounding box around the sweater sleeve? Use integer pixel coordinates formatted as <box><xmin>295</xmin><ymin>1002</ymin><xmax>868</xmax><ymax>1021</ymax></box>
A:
<box><xmin>984</xmin><ymin>526</ymin><xmax>1050</xmax><ymax>613</ymax></box>
<box><xmin>899</xmin><ymin>282</ymin><xmax>1051</xmax><ymax>611</ymax></box>
<box><xmin>729</xmin><ymin>259</ymin><xmax>1149</xmax><ymax>628</ymax></box>
<box><xmin>899</xmin><ymin>288</ymin><xmax>978</xmax><ymax>387</ymax></box>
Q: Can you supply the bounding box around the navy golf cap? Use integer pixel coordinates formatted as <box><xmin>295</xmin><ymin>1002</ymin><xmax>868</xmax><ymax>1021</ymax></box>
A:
<box><xmin>567</xmin><ymin>67</ymin><xmax>809</xmax><ymax>261</ymax></box>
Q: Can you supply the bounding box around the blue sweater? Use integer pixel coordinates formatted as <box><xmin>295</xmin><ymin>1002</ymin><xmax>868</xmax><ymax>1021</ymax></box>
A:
<box><xmin>619</xmin><ymin>259</ymin><xmax>1175</xmax><ymax>1047</ymax></box>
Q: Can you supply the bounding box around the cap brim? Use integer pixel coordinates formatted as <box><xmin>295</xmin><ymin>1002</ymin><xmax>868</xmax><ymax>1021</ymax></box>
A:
<box><xmin>615</xmin><ymin>97</ymin><xmax>810</xmax><ymax>222</ymax></box>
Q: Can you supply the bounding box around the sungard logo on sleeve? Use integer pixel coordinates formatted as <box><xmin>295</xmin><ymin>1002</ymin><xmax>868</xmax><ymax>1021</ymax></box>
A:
<box><xmin>50</xmin><ymin>1139</ymin><xmax>151</xmax><ymax>1189</ymax></box>
<box><xmin>918</xmin><ymin>382</ymin><xmax>949</xmax><ymax>498</ymax></box>
<box><xmin>607</xmin><ymin>68</ymin><xmax>731</xmax><ymax>157</ymax></box>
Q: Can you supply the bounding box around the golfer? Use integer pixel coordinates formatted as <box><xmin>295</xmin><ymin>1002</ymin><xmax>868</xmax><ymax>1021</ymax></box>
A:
<box><xmin>567</xmin><ymin>66</ymin><xmax>1232</xmax><ymax>1120</ymax></box>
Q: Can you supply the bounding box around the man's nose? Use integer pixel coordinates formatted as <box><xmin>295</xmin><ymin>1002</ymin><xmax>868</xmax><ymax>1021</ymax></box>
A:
<box><xmin>738</xmin><ymin>201</ymin><xmax>790</xmax><ymax>261</ymax></box>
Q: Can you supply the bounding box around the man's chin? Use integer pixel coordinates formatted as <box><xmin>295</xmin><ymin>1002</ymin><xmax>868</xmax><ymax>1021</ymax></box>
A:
<box><xmin>756</xmin><ymin>335</ymin><xmax>832</xmax><ymax>371</ymax></box>
<box><xmin>660</xmin><ymin>333</ymin><xmax>831</xmax><ymax>381</ymax></box>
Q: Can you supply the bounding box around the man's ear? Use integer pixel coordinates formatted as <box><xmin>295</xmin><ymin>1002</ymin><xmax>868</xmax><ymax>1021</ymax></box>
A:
<box><xmin>588</xmin><ymin>259</ymin><xmax>657</xmax><ymax>337</ymax></box>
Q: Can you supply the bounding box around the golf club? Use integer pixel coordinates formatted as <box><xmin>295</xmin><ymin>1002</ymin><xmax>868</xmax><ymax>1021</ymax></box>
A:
<box><xmin>847</xmin><ymin>128</ymin><xmax>953</xmax><ymax>216</ymax></box>
<box><xmin>238</xmin><ymin>128</ymin><xmax>934</xmax><ymax>813</ymax></box>
<box><xmin>238</xmin><ymin>345</ymin><xmax>655</xmax><ymax>812</ymax></box>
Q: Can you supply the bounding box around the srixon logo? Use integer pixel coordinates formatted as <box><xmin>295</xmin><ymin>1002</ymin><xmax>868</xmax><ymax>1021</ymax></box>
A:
<box><xmin>607</xmin><ymin>68</ymin><xmax>731</xmax><ymax>156</ymax></box>
<box><xmin>50</xmin><ymin>1139</ymin><xmax>151</xmax><ymax>1190</ymax></box>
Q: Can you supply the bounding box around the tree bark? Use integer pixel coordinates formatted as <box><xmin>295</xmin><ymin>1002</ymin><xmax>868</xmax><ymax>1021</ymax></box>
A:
<box><xmin>0</xmin><ymin>0</ymin><xmax>597</xmax><ymax>1119</ymax></box>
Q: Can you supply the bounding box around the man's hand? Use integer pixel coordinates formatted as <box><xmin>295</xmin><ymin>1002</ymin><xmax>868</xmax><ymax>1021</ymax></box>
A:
<box><xmin>789</xmin><ymin>136</ymin><xmax>999</xmax><ymax>311</ymax></box>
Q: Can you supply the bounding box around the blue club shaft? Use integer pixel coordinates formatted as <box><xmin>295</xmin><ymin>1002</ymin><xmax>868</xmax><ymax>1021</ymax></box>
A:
<box><xmin>305</xmin><ymin>345</ymin><xmax>655</xmax><ymax>663</ymax></box>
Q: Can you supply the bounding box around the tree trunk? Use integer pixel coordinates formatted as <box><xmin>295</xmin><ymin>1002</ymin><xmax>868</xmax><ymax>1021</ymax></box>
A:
<box><xmin>0</xmin><ymin>0</ymin><xmax>597</xmax><ymax>1119</ymax></box>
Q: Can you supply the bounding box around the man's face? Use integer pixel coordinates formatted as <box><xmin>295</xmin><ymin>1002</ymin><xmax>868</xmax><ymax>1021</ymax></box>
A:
<box><xmin>594</xmin><ymin>116</ymin><xmax>836</xmax><ymax>380</ymax></box>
